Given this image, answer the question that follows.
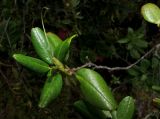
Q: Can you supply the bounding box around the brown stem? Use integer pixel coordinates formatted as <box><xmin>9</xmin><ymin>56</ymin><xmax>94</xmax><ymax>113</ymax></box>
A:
<box><xmin>73</xmin><ymin>44</ymin><xmax>160</xmax><ymax>72</ymax></box>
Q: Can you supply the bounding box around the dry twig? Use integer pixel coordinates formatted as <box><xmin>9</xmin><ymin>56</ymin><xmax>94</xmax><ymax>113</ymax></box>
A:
<box><xmin>73</xmin><ymin>44</ymin><xmax>160</xmax><ymax>71</ymax></box>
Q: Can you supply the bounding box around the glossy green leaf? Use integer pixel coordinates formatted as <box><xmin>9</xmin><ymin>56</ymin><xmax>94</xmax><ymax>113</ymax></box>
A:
<box><xmin>38</xmin><ymin>73</ymin><xmax>63</xmax><ymax>108</ymax></box>
<box><xmin>31</xmin><ymin>27</ymin><xmax>53</xmax><ymax>64</ymax></box>
<box><xmin>117</xmin><ymin>96</ymin><xmax>135</xmax><ymax>119</ymax></box>
<box><xmin>13</xmin><ymin>54</ymin><xmax>50</xmax><ymax>73</ymax></box>
<box><xmin>75</xmin><ymin>68</ymin><xmax>117</xmax><ymax>111</ymax></box>
<box><xmin>47</xmin><ymin>32</ymin><xmax>62</xmax><ymax>51</ymax></box>
<box><xmin>54</xmin><ymin>34</ymin><xmax>77</xmax><ymax>62</ymax></box>
<box><xmin>141</xmin><ymin>3</ymin><xmax>160</xmax><ymax>26</ymax></box>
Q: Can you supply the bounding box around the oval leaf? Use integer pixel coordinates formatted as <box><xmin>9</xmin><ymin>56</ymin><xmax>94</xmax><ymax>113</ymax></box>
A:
<box><xmin>31</xmin><ymin>27</ymin><xmax>53</xmax><ymax>64</ymax></box>
<box><xmin>117</xmin><ymin>96</ymin><xmax>135</xmax><ymax>119</ymax></box>
<box><xmin>75</xmin><ymin>68</ymin><xmax>117</xmax><ymax>110</ymax></box>
<box><xmin>38</xmin><ymin>73</ymin><xmax>63</xmax><ymax>108</ymax></box>
<box><xmin>54</xmin><ymin>34</ymin><xmax>77</xmax><ymax>62</ymax></box>
<box><xmin>13</xmin><ymin>54</ymin><xmax>50</xmax><ymax>73</ymax></box>
<box><xmin>47</xmin><ymin>32</ymin><xmax>62</xmax><ymax>51</ymax></box>
<box><xmin>141</xmin><ymin>3</ymin><xmax>160</xmax><ymax>25</ymax></box>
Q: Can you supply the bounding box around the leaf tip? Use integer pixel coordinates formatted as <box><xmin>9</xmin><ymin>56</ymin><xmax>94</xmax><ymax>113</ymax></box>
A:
<box><xmin>38</xmin><ymin>102</ymin><xmax>46</xmax><ymax>108</ymax></box>
<box><xmin>13</xmin><ymin>54</ymin><xmax>16</xmax><ymax>58</ymax></box>
<box><xmin>13</xmin><ymin>54</ymin><xmax>19</xmax><ymax>60</ymax></box>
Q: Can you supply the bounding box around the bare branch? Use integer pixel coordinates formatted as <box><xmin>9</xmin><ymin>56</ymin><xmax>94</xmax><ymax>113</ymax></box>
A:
<box><xmin>73</xmin><ymin>44</ymin><xmax>160</xmax><ymax>71</ymax></box>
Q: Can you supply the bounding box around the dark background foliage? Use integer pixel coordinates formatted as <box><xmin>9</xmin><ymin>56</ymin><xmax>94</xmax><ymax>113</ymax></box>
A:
<box><xmin>1</xmin><ymin>0</ymin><xmax>160</xmax><ymax>118</ymax></box>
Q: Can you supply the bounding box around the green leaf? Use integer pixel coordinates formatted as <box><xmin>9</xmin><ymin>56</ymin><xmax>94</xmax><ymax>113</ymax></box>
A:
<box><xmin>38</xmin><ymin>73</ymin><xmax>63</xmax><ymax>108</ymax></box>
<box><xmin>74</xmin><ymin>100</ymin><xmax>98</xmax><ymax>119</ymax></box>
<box><xmin>130</xmin><ymin>49</ymin><xmax>140</xmax><ymax>59</ymax></box>
<box><xmin>128</xmin><ymin>68</ymin><xmax>140</xmax><ymax>76</ymax></box>
<box><xmin>140</xmin><ymin>74</ymin><xmax>148</xmax><ymax>81</ymax></box>
<box><xmin>127</xmin><ymin>43</ymin><xmax>133</xmax><ymax>50</ymax></box>
<box><xmin>31</xmin><ymin>27</ymin><xmax>53</xmax><ymax>64</ymax></box>
<box><xmin>70</xmin><ymin>0</ymin><xmax>80</xmax><ymax>8</ymax></box>
<box><xmin>137</xmin><ymin>34</ymin><xmax>144</xmax><ymax>39</ymax></box>
<box><xmin>13</xmin><ymin>54</ymin><xmax>50</xmax><ymax>73</ymax></box>
<box><xmin>111</xmin><ymin>111</ymin><xmax>117</xmax><ymax>119</ymax></box>
<box><xmin>74</xmin><ymin>100</ymin><xmax>112</xmax><ymax>119</ymax></box>
<box><xmin>134</xmin><ymin>40</ymin><xmax>148</xmax><ymax>48</ymax></box>
<box><xmin>117</xmin><ymin>38</ymin><xmax>129</xmax><ymax>44</ymax></box>
<box><xmin>84</xmin><ymin>101</ymin><xmax>112</xmax><ymax>119</ymax></box>
<box><xmin>117</xmin><ymin>96</ymin><xmax>135</xmax><ymax>119</ymax></box>
<box><xmin>127</xmin><ymin>27</ymin><xmax>134</xmax><ymax>36</ymax></box>
<box><xmin>140</xmin><ymin>59</ymin><xmax>150</xmax><ymax>72</ymax></box>
<box><xmin>141</xmin><ymin>3</ymin><xmax>160</xmax><ymax>26</ymax></box>
<box><xmin>47</xmin><ymin>32</ymin><xmax>62</xmax><ymax>51</ymax></box>
<box><xmin>54</xmin><ymin>34</ymin><xmax>77</xmax><ymax>62</ymax></box>
<box><xmin>152</xmin><ymin>57</ymin><xmax>160</xmax><ymax>68</ymax></box>
<box><xmin>152</xmin><ymin>85</ymin><xmax>160</xmax><ymax>92</ymax></box>
<box><xmin>153</xmin><ymin>98</ymin><xmax>160</xmax><ymax>106</ymax></box>
<box><xmin>75</xmin><ymin>68</ymin><xmax>117</xmax><ymax>111</ymax></box>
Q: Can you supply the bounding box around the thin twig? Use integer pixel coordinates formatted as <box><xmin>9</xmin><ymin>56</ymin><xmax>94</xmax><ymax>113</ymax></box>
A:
<box><xmin>0</xmin><ymin>17</ymin><xmax>11</xmax><ymax>42</ymax></box>
<box><xmin>0</xmin><ymin>61</ymin><xmax>12</xmax><ymax>67</ymax></box>
<box><xmin>0</xmin><ymin>69</ymin><xmax>14</xmax><ymax>93</ymax></box>
<box><xmin>73</xmin><ymin>44</ymin><xmax>160</xmax><ymax>71</ymax></box>
<box><xmin>41</xmin><ymin>7</ymin><xmax>49</xmax><ymax>40</ymax></box>
<box><xmin>20</xmin><ymin>1</ymin><xmax>26</xmax><ymax>52</ymax></box>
